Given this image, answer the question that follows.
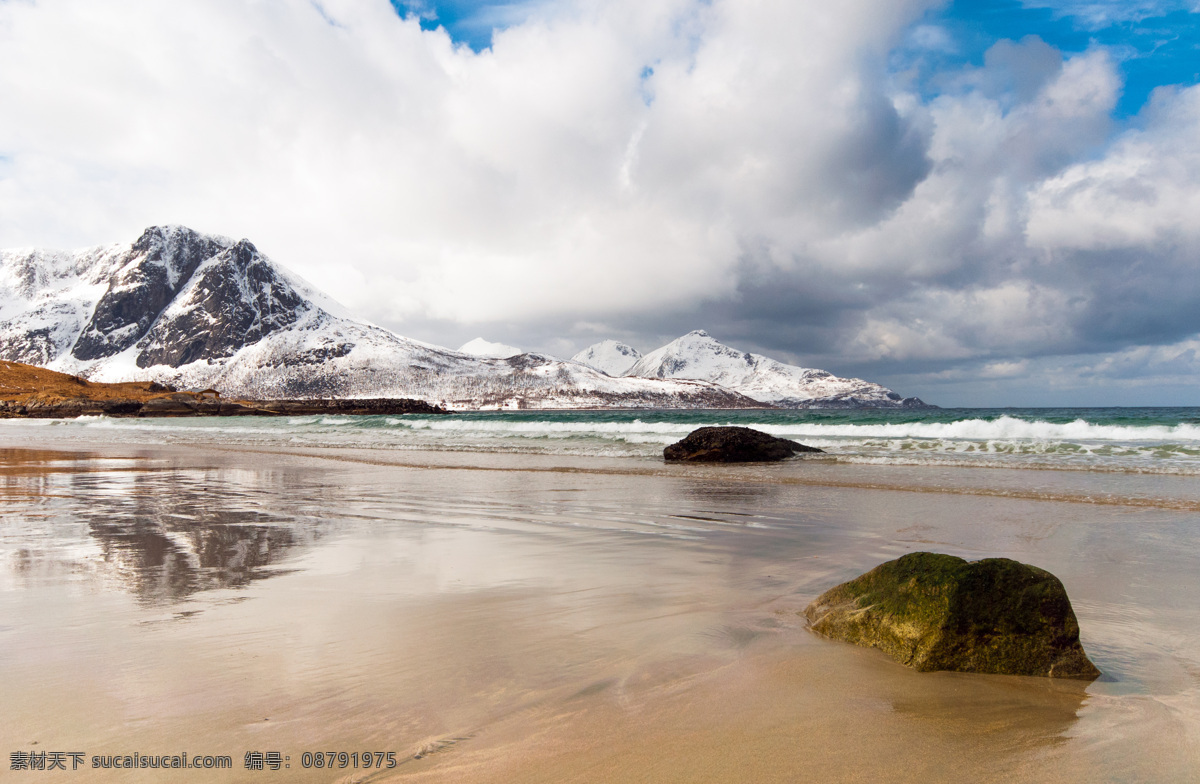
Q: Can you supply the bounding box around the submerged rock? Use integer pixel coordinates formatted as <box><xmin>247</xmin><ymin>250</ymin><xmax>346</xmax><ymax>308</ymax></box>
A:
<box><xmin>663</xmin><ymin>426</ymin><xmax>823</xmax><ymax>463</ymax></box>
<box><xmin>803</xmin><ymin>552</ymin><xmax>1100</xmax><ymax>679</ymax></box>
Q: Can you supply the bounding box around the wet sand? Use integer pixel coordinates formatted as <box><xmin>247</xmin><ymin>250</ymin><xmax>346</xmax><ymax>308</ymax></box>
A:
<box><xmin>1</xmin><ymin>425</ymin><xmax>1197</xmax><ymax>782</ymax></box>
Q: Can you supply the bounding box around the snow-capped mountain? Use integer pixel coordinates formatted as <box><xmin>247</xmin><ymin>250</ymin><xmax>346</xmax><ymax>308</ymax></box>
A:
<box><xmin>458</xmin><ymin>337</ymin><xmax>522</xmax><ymax>358</ymax></box>
<box><xmin>0</xmin><ymin>227</ymin><xmax>765</xmax><ymax>410</ymax></box>
<box><xmin>572</xmin><ymin>340</ymin><xmax>643</xmax><ymax>376</ymax></box>
<box><xmin>625</xmin><ymin>330</ymin><xmax>927</xmax><ymax>408</ymax></box>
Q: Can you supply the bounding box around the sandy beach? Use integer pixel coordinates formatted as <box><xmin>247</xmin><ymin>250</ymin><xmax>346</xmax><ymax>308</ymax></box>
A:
<box><xmin>2</xmin><ymin>422</ymin><xmax>1197</xmax><ymax>782</ymax></box>
<box><xmin>4</xmin><ymin>0</ymin><xmax>1200</xmax><ymax>779</ymax></box>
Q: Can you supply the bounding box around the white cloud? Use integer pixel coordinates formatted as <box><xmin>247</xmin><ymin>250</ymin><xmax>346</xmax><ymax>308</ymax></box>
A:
<box><xmin>0</xmin><ymin>0</ymin><xmax>1199</xmax><ymax>404</ymax></box>
<box><xmin>1027</xmin><ymin>84</ymin><xmax>1200</xmax><ymax>250</ymax></box>
<box><xmin>0</xmin><ymin>0</ymin><xmax>935</xmax><ymax>324</ymax></box>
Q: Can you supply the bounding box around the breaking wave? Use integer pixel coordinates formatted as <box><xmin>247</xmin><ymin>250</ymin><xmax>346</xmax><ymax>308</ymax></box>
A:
<box><xmin>18</xmin><ymin>407</ymin><xmax>1200</xmax><ymax>474</ymax></box>
<box><xmin>393</xmin><ymin>415</ymin><xmax>1200</xmax><ymax>444</ymax></box>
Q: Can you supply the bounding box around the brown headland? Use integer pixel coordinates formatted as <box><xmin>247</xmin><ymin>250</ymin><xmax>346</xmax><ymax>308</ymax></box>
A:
<box><xmin>0</xmin><ymin>360</ymin><xmax>445</xmax><ymax>417</ymax></box>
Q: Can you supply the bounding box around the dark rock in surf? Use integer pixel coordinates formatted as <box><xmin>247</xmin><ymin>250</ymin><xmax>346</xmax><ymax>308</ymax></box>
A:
<box><xmin>803</xmin><ymin>552</ymin><xmax>1100</xmax><ymax>679</ymax></box>
<box><xmin>663</xmin><ymin>426</ymin><xmax>822</xmax><ymax>463</ymax></box>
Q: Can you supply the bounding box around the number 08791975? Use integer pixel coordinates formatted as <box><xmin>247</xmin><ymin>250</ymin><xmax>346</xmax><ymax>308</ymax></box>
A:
<box><xmin>300</xmin><ymin>751</ymin><xmax>396</xmax><ymax>769</ymax></box>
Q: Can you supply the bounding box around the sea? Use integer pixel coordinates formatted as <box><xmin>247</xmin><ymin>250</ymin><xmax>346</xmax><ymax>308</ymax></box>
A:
<box><xmin>27</xmin><ymin>406</ymin><xmax>1200</xmax><ymax>474</ymax></box>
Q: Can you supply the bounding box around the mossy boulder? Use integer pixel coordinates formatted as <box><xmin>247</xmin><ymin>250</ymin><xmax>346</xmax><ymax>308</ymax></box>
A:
<box><xmin>663</xmin><ymin>426</ymin><xmax>823</xmax><ymax>463</ymax></box>
<box><xmin>803</xmin><ymin>552</ymin><xmax>1100</xmax><ymax>679</ymax></box>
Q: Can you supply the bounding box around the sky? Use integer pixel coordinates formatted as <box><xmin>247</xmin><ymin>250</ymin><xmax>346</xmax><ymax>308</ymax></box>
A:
<box><xmin>0</xmin><ymin>0</ymin><xmax>1198</xmax><ymax>406</ymax></box>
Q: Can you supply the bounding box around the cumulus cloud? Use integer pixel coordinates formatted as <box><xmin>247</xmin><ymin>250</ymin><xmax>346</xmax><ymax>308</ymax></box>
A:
<box><xmin>0</xmin><ymin>0</ymin><xmax>1198</xmax><ymax>404</ymax></box>
<box><xmin>1027</xmin><ymin>85</ymin><xmax>1200</xmax><ymax>250</ymax></box>
<box><xmin>0</xmin><ymin>0</ymin><xmax>935</xmax><ymax>319</ymax></box>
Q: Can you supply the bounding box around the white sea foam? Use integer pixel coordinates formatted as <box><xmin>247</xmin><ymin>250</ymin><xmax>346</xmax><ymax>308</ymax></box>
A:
<box><xmin>394</xmin><ymin>417</ymin><xmax>698</xmax><ymax>435</ymax></box>
<box><xmin>393</xmin><ymin>415</ymin><xmax>1200</xmax><ymax>445</ymax></box>
<box><xmin>762</xmin><ymin>416</ymin><xmax>1200</xmax><ymax>443</ymax></box>
<box><xmin>7</xmin><ymin>411</ymin><xmax>1199</xmax><ymax>474</ymax></box>
<box><xmin>381</xmin><ymin>414</ymin><xmax>1200</xmax><ymax>473</ymax></box>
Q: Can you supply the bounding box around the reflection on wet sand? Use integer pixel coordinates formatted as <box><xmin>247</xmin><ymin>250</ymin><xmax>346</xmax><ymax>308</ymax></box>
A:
<box><xmin>2</xmin><ymin>449</ymin><xmax>319</xmax><ymax>602</ymax></box>
<box><xmin>85</xmin><ymin>514</ymin><xmax>299</xmax><ymax>603</ymax></box>
<box><xmin>0</xmin><ymin>447</ymin><xmax>119</xmax><ymax>471</ymax></box>
<box><xmin>0</xmin><ymin>439</ymin><xmax>1197</xmax><ymax>782</ymax></box>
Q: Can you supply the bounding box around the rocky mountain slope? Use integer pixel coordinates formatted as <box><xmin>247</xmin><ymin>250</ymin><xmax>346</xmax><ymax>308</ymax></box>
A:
<box><xmin>588</xmin><ymin>330</ymin><xmax>927</xmax><ymax>408</ymax></box>
<box><xmin>0</xmin><ymin>227</ymin><xmax>765</xmax><ymax>410</ymax></box>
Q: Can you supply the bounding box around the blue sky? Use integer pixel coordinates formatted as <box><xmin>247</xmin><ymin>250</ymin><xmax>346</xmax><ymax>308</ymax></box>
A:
<box><xmin>912</xmin><ymin>0</ymin><xmax>1200</xmax><ymax>117</ymax></box>
<box><xmin>397</xmin><ymin>0</ymin><xmax>1200</xmax><ymax>117</ymax></box>
<box><xmin>389</xmin><ymin>0</ymin><xmax>536</xmax><ymax>50</ymax></box>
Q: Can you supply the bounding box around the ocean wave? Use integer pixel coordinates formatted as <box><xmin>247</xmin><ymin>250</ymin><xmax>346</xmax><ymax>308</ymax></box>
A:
<box><xmin>390</xmin><ymin>414</ymin><xmax>1200</xmax><ymax>447</ymax></box>
<box><xmin>763</xmin><ymin>416</ymin><xmax>1200</xmax><ymax>443</ymax></box>
<box><xmin>10</xmin><ymin>411</ymin><xmax>1200</xmax><ymax>475</ymax></box>
<box><xmin>393</xmin><ymin>417</ymin><xmax>699</xmax><ymax>435</ymax></box>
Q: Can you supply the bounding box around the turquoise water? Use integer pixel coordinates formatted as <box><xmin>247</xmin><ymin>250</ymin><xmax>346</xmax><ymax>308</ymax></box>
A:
<box><xmin>19</xmin><ymin>406</ymin><xmax>1200</xmax><ymax>474</ymax></box>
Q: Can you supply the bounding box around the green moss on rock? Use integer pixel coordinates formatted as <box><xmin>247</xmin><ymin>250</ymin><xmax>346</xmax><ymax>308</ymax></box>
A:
<box><xmin>803</xmin><ymin>552</ymin><xmax>1100</xmax><ymax>679</ymax></box>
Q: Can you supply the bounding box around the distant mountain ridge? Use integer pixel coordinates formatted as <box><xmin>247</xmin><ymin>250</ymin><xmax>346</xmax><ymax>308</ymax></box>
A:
<box><xmin>575</xmin><ymin>331</ymin><xmax>927</xmax><ymax>408</ymax></box>
<box><xmin>630</xmin><ymin>330</ymin><xmax>927</xmax><ymax>408</ymax></box>
<box><xmin>0</xmin><ymin>227</ymin><xmax>766</xmax><ymax>410</ymax></box>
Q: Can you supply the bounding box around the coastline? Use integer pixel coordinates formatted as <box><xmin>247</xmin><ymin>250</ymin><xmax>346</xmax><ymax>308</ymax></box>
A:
<box><xmin>0</xmin><ymin>359</ymin><xmax>448</xmax><ymax>418</ymax></box>
<box><xmin>2</xmin><ymin>429</ymin><xmax>1198</xmax><ymax>781</ymax></box>
<box><xmin>10</xmin><ymin>415</ymin><xmax>1200</xmax><ymax>510</ymax></box>
<box><xmin>0</xmin><ymin>395</ymin><xmax>449</xmax><ymax>419</ymax></box>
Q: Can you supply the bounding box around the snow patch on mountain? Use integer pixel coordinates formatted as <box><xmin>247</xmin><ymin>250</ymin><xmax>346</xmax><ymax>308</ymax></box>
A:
<box><xmin>627</xmin><ymin>330</ymin><xmax>926</xmax><ymax>408</ymax></box>
<box><xmin>571</xmin><ymin>340</ymin><xmax>643</xmax><ymax>376</ymax></box>
<box><xmin>458</xmin><ymin>338</ymin><xmax>522</xmax><ymax>358</ymax></box>
<box><xmin>0</xmin><ymin>244</ymin><xmax>129</xmax><ymax>367</ymax></box>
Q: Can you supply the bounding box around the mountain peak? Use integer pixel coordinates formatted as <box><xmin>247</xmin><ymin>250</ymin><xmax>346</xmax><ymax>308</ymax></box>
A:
<box><xmin>70</xmin><ymin>227</ymin><xmax>240</xmax><ymax>362</ymax></box>
<box><xmin>628</xmin><ymin>331</ymin><xmax>750</xmax><ymax>380</ymax></box>
<box><xmin>571</xmin><ymin>339</ymin><xmax>643</xmax><ymax>376</ymax></box>
<box><xmin>132</xmin><ymin>225</ymin><xmax>231</xmax><ymax>255</ymax></box>
<box><xmin>627</xmin><ymin>330</ymin><xmax>924</xmax><ymax>408</ymax></box>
